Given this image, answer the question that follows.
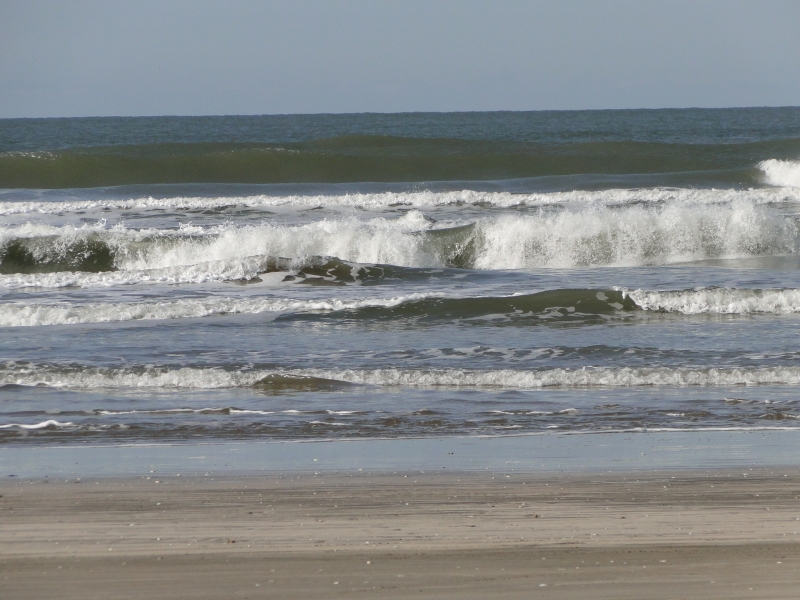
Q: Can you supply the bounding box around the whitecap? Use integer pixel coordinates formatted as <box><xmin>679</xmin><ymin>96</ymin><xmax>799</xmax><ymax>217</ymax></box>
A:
<box><xmin>759</xmin><ymin>159</ymin><xmax>800</xmax><ymax>188</ymax></box>
<box><xmin>0</xmin><ymin>419</ymin><xmax>75</xmax><ymax>429</ymax></box>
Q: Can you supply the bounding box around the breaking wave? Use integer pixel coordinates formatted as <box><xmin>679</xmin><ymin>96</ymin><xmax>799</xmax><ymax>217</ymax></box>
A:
<box><xmin>2</xmin><ymin>186</ymin><xmax>800</xmax><ymax>216</ymax></box>
<box><xmin>1</xmin><ymin>199</ymin><xmax>797</xmax><ymax>288</ymax></box>
<box><xmin>624</xmin><ymin>287</ymin><xmax>800</xmax><ymax>315</ymax></box>
<box><xmin>0</xmin><ymin>289</ymin><xmax>635</xmax><ymax>327</ymax></box>
<box><xmin>760</xmin><ymin>159</ymin><xmax>800</xmax><ymax>187</ymax></box>
<box><xmin>0</xmin><ymin>293</ymin><xmax>440</xmax><ymax>327</ymax></box>
<box><xmin>5</xmin><ymin>364</ymin><xmax>800</xmax><ymax>390</ymax></box>
<box><xmin>0</xmin><ymin>419</ymin><xmax>75</xmax><ymax>430</ymax></box>
<box><xmin>6</xmin><ymin>285</ymin><xmax>800</xmax><ymax>328</ymax></box>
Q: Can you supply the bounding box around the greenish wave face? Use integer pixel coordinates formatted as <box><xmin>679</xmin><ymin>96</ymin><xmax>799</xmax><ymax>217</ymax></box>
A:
<box><xmin>0</xmin><ymin>237</ymin><xmax>116</xmax><ymax>274</ymax></box>
<box><xmin>252</xmin><ymin>374</ymin><xmax>354</xmax><ymax>394</ymax></box>
<box><xmin>290</xmin><ymin>289</ymin><xmax>640</xmax><ymax>324</ymax></box>
<box><xmin>2</xmin><ymin>136</ymin><xmax>800</xmax><ymax>188</ymax></box>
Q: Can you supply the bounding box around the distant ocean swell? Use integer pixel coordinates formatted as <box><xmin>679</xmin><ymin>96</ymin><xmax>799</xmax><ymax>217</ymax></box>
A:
<box><xmin>2</xmin><ymin>136</ymin><xmax>800</xmax><ymax>188</ymax></box>
<box><xmin>6</xmin><ymin>364</ymin><xmax>800</xmax><ymax>389</ymax></box>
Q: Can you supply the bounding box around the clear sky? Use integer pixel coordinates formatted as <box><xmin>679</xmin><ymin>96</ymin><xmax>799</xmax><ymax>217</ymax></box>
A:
<box><xmin>2</xmin><ymin>0</ymin><xmax>799</xmax><ymax>118</ymax></box>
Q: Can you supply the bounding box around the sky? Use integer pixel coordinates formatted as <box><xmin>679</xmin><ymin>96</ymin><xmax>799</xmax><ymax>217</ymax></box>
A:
<box><xmin>1</xmin><ymin>0</ymin><xmax>799</xmax><ymax>118</ymax></box>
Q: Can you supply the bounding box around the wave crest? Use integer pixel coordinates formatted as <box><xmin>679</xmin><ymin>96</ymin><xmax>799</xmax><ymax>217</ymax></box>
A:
<box><xmin>5</xmin><ymin>364</ymin><xmax>800</xmax><ymax>389</ymax></box>
<box><xmin>3</xmin><ymin>186</ymin><xmax>800</xmax><ymax>217</ymax></box>
<box><xmin>760</xmin><ymin>159</ymin><xmax>800</xmax><ymax>187</ymax></box>
<box><xmin>624</xmin><ymin>287</ymin><xmax>800</xmax><ymax>315</ymax></box>
<box><xmin>0</xmin><ymin>199</ymin><xmax>796</xmax><ymax>287</ymax></box>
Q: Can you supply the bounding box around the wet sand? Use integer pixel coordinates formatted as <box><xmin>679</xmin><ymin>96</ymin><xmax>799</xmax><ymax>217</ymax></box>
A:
<box><xmin>3</xmin><ymin>468</ymin><xmax>800</xmax><ymax>598</ymax></box>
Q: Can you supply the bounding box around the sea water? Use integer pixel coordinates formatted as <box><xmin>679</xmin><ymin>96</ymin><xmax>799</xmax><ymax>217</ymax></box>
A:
<box><xmin>2</xmin><ymin>108</ymin><xmax>800</xmax><ymax>446</ymax></box>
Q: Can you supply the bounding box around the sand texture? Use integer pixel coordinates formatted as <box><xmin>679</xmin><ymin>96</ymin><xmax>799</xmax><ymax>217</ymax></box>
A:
<box><xmin>2</xmin><ymin>468</ymin><xmax>800</xmax><ymax>598</ymax></box>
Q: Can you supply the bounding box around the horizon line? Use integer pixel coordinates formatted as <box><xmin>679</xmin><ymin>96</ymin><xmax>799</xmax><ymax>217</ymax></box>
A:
<box><xmin>3</xmin><ymin>105</ymin><xmax>800</xmax><ymax>121</ymax></box>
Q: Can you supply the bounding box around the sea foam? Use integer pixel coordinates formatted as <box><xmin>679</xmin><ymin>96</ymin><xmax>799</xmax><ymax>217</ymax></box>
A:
<box><xmin>760</xmin><ymin>159</ymin><xmax>800</xmax><ymax>188</ymax></box>
<box><xmin>1</xmin><ymin>186</ymin><xmax>800</xmax><ymax>217</ymax></box>
<box><xmin>624</xmin><ymin>287</ymin><xmax>800</xmax><ymax>314</ymax></box>
<box><xmin>0</xmin><ymin>293</ymin><xmax>441</xmax><ymax>327</ymax></box>
<box><xmin>1</xmin><ymin>199</ymin><xmax>796</xmax><ymax>289</ymax></box>
<box><xmin>0</xmin><ymin>419</ymin><xmax>75</xmax><ymax>429</ymax></box>
<box><xmin>472</xmin><ymin>200</ymin><xmax>795</xmax><ymax>269</ymax></box>
<box><xmin>4</xmin><ymin>286</ymin><xmax>800</xmax><ymax>328</ymax></box>
<box><xmin>5</xmin><ymin>365</ymin><xmax>800</xmax><ymax>389</ymax></box>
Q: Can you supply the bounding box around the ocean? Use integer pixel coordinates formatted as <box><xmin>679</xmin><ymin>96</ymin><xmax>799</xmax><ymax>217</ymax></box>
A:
<box><xmin>3</xmin><ymin>108</ymin><xmax>800</xmax><ymax>448</ymax></box>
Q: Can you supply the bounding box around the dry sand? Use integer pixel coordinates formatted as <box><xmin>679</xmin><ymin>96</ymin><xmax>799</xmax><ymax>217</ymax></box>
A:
<box><xmin>2</xmin><ymin>468</ymin><xmax>800</xmax><ymax>598</ymax></box>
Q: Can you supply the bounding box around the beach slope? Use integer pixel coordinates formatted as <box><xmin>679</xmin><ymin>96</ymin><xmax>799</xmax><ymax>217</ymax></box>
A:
<box><xmin>2</xmin><ymin>469</ymin><xmax>800</xmax><ymax>598</ymax></box>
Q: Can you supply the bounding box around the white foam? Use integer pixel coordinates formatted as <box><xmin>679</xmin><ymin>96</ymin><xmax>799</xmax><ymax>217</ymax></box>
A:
<box><xmin>5</xmin><ymin>365</ymin><xmax>800</xmax><ymax>390</ymax></box>
<box><xmin>0</xmin><ymin>221</ymin><xmax>115</xmax><ymax>244</ymax></box>
<box><xmin>302</xmin><ymin>367</ymin><xmax>800</xmax><ymax>388</ymax></box>
<box><xmin>0</xmin><ymin>255</ymin><xmax>280</xmax><ymax>290</ymax></box>
<box><xmin>1</xmin><ymin>366</ymin><xmax>266</xmax><ymax>389</ymax></box>
<box><xmin>2</xmin><ymin>199</ymin><xmax>797</xmax><ymax>289</ymax></box>
<box><xmin>6</xmin><ymin>285</ymin><xmax>800</xmax><ymax>328</ymax></box>
<box><xmin>0</xmin><ymin>211</ymin><xmax>438</xmax><ymax>289</ymax></box>
<box><xmin>1</xmin><ymin>186</ymin><xmax>799</xmax><ymax>216</ymax></box>
<box><xmin>94</xmin><ymin>408</ymin><xmax>276</xmax><ymax>416</ymax></box>
<box><xmin>624</xmin><ymin>287</ymin><xmax>800</xmax><ymax>314</ymax></box>
<box><xmin>473</xmin><ymin>200</ymin><xmax>796</xmax><ymax>269</ymax></box>
<box><xmin>116</xmin><ymin>211</ymin><xmax>433</xmax><ymax>273</ymax></box>
<box><xmin>760</xmin><ymin>159</ymin><xmax>800</xmax><ymax>188</ymax></box>
<box><xmin>0</xmin><ymin>293</ymin><xmax>441</xmax><ymax>327</ymax></box>
<box><xmin>0</xmin><ymin>419</ymin><xmax>75</xmax><ymax>429</ymax></box>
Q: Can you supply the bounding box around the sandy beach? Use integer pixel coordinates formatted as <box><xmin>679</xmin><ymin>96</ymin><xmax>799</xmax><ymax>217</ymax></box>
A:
<box><xmin>3</xmin><ymin>468</ymin><xmax>800</xmax><ymax>598</ymax></box>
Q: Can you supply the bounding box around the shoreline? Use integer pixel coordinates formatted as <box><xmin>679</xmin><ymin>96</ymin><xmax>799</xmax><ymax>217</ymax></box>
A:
<box><xmin>5</xmin><ymin>430</ymin><xmax>800</xmax><ymax>597</ymax></box>
<box><xmin>4</xmin><ymin>429</ymin><xmax>800</xmax><ymax>478</ymax></box>
<box><xmin>3</xmin><ymin>468</ymin><xmax>800</xmax><ymax>598</ymax></box>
